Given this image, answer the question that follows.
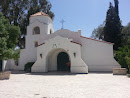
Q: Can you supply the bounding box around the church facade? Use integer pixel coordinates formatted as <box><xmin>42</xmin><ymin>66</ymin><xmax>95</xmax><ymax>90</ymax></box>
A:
<box><xmin>6</xmin><ymin>12</ymin><xmax>120</xmax><ymax>73</ymax></box>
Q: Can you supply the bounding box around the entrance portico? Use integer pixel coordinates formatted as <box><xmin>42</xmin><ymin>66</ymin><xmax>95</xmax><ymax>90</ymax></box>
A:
<box><xmin>32</xmin><ymin>36</ymin><xmax>88</xmax><ymax>73</ymax></box>
<box><xmin>46</xmin><ymin>48</ymin><xmax>70</xmax><ymax>72</ymax></box>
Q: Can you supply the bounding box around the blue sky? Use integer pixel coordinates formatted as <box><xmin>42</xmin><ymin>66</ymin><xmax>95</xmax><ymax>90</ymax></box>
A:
<box><xmin>49</xmin><ymin>0</ymin><xmax>130</xmax><ymax>37</ymax></box>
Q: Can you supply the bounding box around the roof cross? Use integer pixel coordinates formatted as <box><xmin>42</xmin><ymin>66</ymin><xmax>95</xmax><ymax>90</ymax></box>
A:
<box><xmin>60</xmin><ymin>19</ymin><xmax>65</xmax><ymax>29</ymax></box>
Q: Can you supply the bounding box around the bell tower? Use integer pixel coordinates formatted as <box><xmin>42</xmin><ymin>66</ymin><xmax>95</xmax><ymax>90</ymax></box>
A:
<box><xmin>25</xmin><ymin>12</ymin><xmax>54</xmax><ymax>49</ymax></box>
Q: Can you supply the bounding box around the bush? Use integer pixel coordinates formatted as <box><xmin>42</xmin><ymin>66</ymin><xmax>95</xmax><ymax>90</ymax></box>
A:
<box><xmin>115</xmin><ymin>45</ymin><xmax>130</xmax><ymax>72</ymax></box>
<box><xmin>127</xmin><ymin>74</ymin><xmax>130</xmax><ymax>77</ymax></box>
<box><xmin>24</xmin><ymin>62</ymin><xmax>34</xmax><ymax>72</ymax></box>
<box><xmin>126</xmin><ymin>57</ymin><xmax>130</xmax><ymax>73</ymax></box>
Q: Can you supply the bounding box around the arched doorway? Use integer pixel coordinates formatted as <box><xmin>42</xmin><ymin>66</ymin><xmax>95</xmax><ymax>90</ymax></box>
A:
<box><xmin>46</xmin><ymin>48</ymin><xmax>71</xmax><ymax>72</ymax></box>
<box><xmin>57</xmin><ymin>52</ymin><xmax>70</xmax><ymax>72</ymax></box>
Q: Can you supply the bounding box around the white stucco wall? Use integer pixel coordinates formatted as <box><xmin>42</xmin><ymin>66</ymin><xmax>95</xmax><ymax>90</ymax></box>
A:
<box><xmin>80</xmin><ymin>37</ymin><xmax>120</xmax><ymax>72</ymax></box>
<box><xmin>7</xmin><ymin>13</ymin><xmax>120</xmax><ymax>73</ymax></box>
<box><xmin>18</xmin><ymin>48</ymin><xmax>37</xmax><ymax>70</ymax></box>
<box><xmin>4</xmin><ymin>59</ymin><xmax>20</xmax><ymax>71</ymax></box>
<box><xmin>18</xmin><ymin>15</ymin><xmax>54</xmax><ymax>70</ymax></box>
<box><xmin>32</xmin><ymin>36</ymin><xmax>88</xmax><ymax>73</ymax></box>
<box><xmin>2</xmin><ymin>60</ymin><xmax>7</xmax><ymax>71</ymax></box>
<box><xmin>2</xmin><ymin>60</ymin><xmax>16</xmax><ymax>71</ymax></box>
<box><xmin>29</xmin><ymin>16</ymin><xmax>54</xmax><ymax>35</ymax></box>
<box><xmin>26</xmin><ymin>16</ymin><xmax>54</xmax><ymax>49</ymax></box>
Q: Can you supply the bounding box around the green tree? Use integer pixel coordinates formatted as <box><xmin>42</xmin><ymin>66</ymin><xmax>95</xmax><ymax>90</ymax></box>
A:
<box><xmin>115</xmin><ymin>22</ymin><xmax>130</xmax><ymax>72</ymax></box>
<box><xmin>115</xmin><ymin>45</ymin><xmax>130</xmax><ymax>72</ymax></box>
<box><xmin>20</xmin><ymin>0</ymin><xmax>54</xmax><ymax>48</ymax></box>
<box><xmin>104</xmin><ymin>1</ymin><xmax>122</xmax><ymax>50</ymax></box>
<box><xmin>121</xmin><ymin>22</ymin><xmax>130</xmax><ymax>45</ymax></box>
<box><xmin>125</xmin><ymin>57</ymin><xmax>130</xmax><ymax>73</ymax></box>
<box><xmin>0</xmin><ymin>0</ymin><xmax>54</xmax><ymax>48</ymax></box>
<box><xmin>0</xmin><ymin>0</ymin><xmax>28</xmax><ymax>26</ymax></box>
<box><xmin>0</xmin><ymin>12</ymin><xmax>20</xmax><ymax>60</ymax></box>
<box><xmin>114</xmin><ymin>0</ymin><xmax>119</xmax><ymax>16</ymax></box>
<box><xmin>91</xmin><ymin>23</ymin><xmax>105</xmax><ymax>40</ymax></box>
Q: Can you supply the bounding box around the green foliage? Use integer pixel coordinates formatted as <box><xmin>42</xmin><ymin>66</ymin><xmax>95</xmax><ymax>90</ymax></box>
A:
<box><xmin>0</xmin><ymin>0</ymin><xmax>28</xmax><ymax>26</ymax></box>
<box><xmin>127</xmin><ymin>74</ymin><xmax>130</xmax><ymax>77</ymax></box>
<box><xmin>104</xmin><ymin>1</ymin><xmax>122</xmax><ymax>50</ymax></box>
<box><xmin>0</xmin><ymin>12</ymin><xmax>20</xmax><ymax>60</ymax></box>
<box><xmin>0</xmin><ymin>0</ymin><xmax>54</xmax><ymax>48</ymax></box>
<box><xmin>125</xmin><ymin>57</ymin><xmax>130</xmax><ymax>73</ymax></box>
<box><xmin>115</xmin><ymin>22</ymin><xmax>130</xmax><ymax>73</ymax></box>
<box><xmin>91</xmin><ymin>23</ymin><xmax>104</xmax><ymax>40</ymax></box>
<box><xmin>24</xmin><ymin>62</ymin><xmax>35</xmax><ymax>72</ymax></box>
<box><xmin>12</xmin><ymin>49</ymin><xmax>20</xmax><ymax>60</ymax></box>
<box><xmin>91</xmin><ymin>0</ymin><xmax>123</xmax><ymax>50</ymax></box>
<box><xmin>115</xmin><ymin>45</ymin><xmax>130</xmax><ymax>71</ymax></box>
<box><xmin>114</xmin><ymin>0</ymin><xmax>119</xmax><ymax>15</ymax></box>
<box><xmin>121</xmin><ymin>23</ymin><xmax>130</xmax><ymax>46</ymax></box>
<box><xmin>21</xmin><ymin>0</ymin><xmax>54</xmax><ymax>34</ymax></box>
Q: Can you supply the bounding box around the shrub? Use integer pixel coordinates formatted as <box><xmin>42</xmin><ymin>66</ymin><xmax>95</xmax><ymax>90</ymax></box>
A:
<box><xmin>127</xmin><ymin>74</ymin><xmax>130</xmax><ymax>77</ymax></box>
<box><xmin>125</xmin><ymin>57</ymin><xmax>130</xmax><ymax>73</ymax></box>
<box><xmin>24</xmin><ymin>62</ymin><xmax>34</xmax><ymax>72</ymax></box>
<box><xmin>115</xmin><ymin>45</ymin><xmax>130</xmax><ymax>72</ymax></box>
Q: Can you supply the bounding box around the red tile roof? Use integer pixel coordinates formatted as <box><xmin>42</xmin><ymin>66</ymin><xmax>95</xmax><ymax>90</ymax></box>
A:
<box><xmin>71</xmin><ymin>41</ymin><xmax>82</xmax><ymax>46</ymax></box>
<box><xmin>30</xmin><ymin>11</ymin><xmax>52</xmax><ymax>21</ymax></box>
<box><xmin>80</xmin><ymin>36</ymin><xmax>114</xmax><ymax>45</ymax></box>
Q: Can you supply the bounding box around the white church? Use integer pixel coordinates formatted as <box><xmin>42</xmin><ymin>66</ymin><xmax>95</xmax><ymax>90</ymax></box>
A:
<box><xmin>5</xmin><ymin>12</ymin><xmax>120</xmax><ymax>73</ymax></box>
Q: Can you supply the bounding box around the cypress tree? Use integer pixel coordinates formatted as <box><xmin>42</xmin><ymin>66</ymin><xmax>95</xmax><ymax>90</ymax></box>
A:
<box><xmin>104</xmin><ymin>0</ymin><xmax>122</xmax><ymax>50</ymax></box>
<box><xmin>114</xmin><ymin>0</ymin><xmax>119</xmax><ymax>15</ymax></box>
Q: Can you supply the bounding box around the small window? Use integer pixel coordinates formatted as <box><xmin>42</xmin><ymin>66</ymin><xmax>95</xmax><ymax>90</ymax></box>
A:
<box><xmin>15</xmin><ymin>60</ymin><xmax>18</xmax><ymax>66</ymax></box>
<box><xmin>33</xmin><ymin>26</ymin><xmax>40</xmax><ymax>35</ymax></box>
<box><xmin>34</xmin><ymin>41</ymin><xmax>38</xmax><ymax>47</ymax></box>
<box><xmin>50</xmin><ymin>29</ymin><xmax>52</xmax><ymax>34</ymax></box>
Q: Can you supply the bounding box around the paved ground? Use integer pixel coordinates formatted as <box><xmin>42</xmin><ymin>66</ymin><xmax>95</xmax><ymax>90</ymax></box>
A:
<box><xmin>0</xmin><ymin>72</ymin><xmax>130</xmax><ymax>98</ymax></box>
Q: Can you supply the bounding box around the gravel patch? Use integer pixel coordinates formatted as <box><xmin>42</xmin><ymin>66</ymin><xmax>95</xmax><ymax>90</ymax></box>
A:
<box><xmin>0</xmin><ymin>72</ymin><xmax>130</xmax><ymax>98</ymax></box>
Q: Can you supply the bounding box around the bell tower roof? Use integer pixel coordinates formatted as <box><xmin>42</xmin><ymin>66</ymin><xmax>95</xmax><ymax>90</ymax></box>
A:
<box><xmin>30</xmin><ymin>11</ymin><xmax>52</xmax><ymax>21</ymax></box>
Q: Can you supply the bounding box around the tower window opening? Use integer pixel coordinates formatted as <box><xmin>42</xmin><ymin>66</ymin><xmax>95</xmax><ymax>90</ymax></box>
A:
<box><xmin>33</xmin><ymin>26</ymin><xmax>40</xmax><ymax>35</ymax></box>
<box><xmin>50</xmin><ymin>29</ymin><xmax>52</xmax><ymax>34</ymax></box>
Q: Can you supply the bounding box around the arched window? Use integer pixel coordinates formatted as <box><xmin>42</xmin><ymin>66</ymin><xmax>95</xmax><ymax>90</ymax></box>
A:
<box><xmin>33</xmin><ymin>26</ymin><xmax>40</xmax><ymax>35</ymax></box>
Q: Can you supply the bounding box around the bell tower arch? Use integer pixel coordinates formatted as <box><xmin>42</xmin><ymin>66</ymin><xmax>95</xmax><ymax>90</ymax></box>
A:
<box><xmin>25</xmin><ymin>12</ymin><xmax>54</xmax><ymax>49</ymax></box>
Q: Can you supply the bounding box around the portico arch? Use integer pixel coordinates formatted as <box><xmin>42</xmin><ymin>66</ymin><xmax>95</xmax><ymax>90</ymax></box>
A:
<box><xmin>46</xmin><ymin>48</ymin><xmax>71</xmax><ymax>72</ymax></box>
<box><xmin>32</xmin><ymin>35</ymin><xmax>88</xmax><ymax>73</ymax></box>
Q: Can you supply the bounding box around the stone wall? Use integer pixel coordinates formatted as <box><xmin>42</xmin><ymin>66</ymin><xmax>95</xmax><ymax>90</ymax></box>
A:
<box><xmin>0</xmin><ymin>71</ymin><xmax>11</xmax><ymax>80</ymax></box>
<box><xmin>113</xmin><ymin>68</ymin><xmax>127</xmax><ymax>75</ymax></box>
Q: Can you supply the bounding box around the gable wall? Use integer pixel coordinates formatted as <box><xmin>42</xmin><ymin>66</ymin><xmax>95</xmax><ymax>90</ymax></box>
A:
<box><xmin>32</xmin><ymin>36</ymin><xmax>88</xmax><ymax>73</ymax></box>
